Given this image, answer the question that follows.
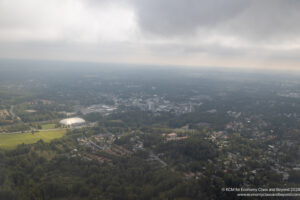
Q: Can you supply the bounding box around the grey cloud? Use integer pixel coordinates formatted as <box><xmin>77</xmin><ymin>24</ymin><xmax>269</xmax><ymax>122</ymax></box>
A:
<box><xmin>183</xmin><ymin>45</ymin><xmax>246</xmax><ymax>57</ymax></box>
<box><xmin>132</xmin><ymin>0</ymin><xmax>247</xmax><ymax>36</ymax></box>
<box><xmin>131</xmin><ymin>0</ymin><xmax>300</xmax><ymax>41</ymax></box>
<box><xmin>1</xmin><ymin>0</ymin><xmax>300</xmax><ymax>69</ymax></box>
<box><xmin>225</xmin><ymin>0</ymin><xmax>300</xmax><ymax>40</ymax></box>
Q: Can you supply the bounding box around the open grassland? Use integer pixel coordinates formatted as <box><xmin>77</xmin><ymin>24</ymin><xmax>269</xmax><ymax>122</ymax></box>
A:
<box><xmin>41</xmin><ymin>123</ymin><xmax>56</xmax><ymax>129</ymax></box>
<box><xmin>0</xmin><ymin>129</ymin><xmax>66</xmax><ymax>149</ymax></box>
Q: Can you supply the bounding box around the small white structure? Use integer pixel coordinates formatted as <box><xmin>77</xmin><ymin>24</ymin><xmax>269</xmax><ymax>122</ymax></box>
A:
<box><xmin>60</xmin><ymin>117</ymin><xmax>85</xmax><ymax>127</ymax></box>
<box><xmin>167</xmin><ymin>133</ymin><xmax>177</xmax><ymax>138</ymax></box>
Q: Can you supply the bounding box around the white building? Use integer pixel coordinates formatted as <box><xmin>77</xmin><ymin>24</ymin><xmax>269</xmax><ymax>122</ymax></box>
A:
<box><xmin>59</xmin><ymin>117</ymin><xmax>85</xmax><ymax>127</ymax></box>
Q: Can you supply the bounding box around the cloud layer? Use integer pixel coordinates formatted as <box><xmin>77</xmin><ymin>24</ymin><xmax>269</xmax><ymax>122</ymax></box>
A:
<box><xmin>1</xmin><ymin>0</ymin><xmax>300</xmax><ymax>69</ymax></box>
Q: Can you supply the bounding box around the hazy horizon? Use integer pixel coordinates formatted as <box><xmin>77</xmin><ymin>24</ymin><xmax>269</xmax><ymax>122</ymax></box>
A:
<box><xmin>2</xmin><ymin>58</ymin><xmax>300</xmax><ymax>76</ymax></box>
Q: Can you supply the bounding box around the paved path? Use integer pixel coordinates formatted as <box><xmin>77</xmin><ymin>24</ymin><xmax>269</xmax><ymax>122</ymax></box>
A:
<box><xmin>149</xmin><ymin>151</ymin><xmax>168</xmax><ymax>168</ymax></box>
<box><xmin>9</xmin><ymin>105</ymin><xmax>22</xmax><ymax>121</ymax></box>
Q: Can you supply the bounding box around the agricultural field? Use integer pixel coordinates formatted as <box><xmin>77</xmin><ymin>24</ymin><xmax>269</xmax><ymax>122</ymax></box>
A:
<box><xmin>0</xmin><ymin>129</ymin><xmax>67</xmax><ymax>149</ymax></box>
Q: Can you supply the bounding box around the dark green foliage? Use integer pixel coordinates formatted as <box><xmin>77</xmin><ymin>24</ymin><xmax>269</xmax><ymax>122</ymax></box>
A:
<box><xmin>0</xmin><ymin>189</ymin><xmax>19</xmax><ymax>200</ymax></box>
<box><xmin>156</xmin><ymin>137</ymin><xmax>217</xmax><ymax>162</ymax></box>
<box><xmin>0</xmin><ymin>142</ymin><xmax>210</xmax><ymax>200</ymax></box>
<box><xmin>84</xmin><ymin>112</ymin><xmax>103</xmax><ymax>122</ymax></box>
<box><xmin>288</xmin><ymin>170</ymin><xmax>300</xmax><ymax>184</ymax></box>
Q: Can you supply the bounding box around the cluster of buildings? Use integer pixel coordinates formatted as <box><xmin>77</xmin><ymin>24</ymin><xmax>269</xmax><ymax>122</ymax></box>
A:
<box><xmin>183</xmin><ymin>171</ymin><xmax>204</xmax><ymax>180</ymax></box>
<box><xmin>204</xmin><ymin>118</ymin><xmax>297</xmax><ymax>184</ymax></box>
<box><xmin>0</xmin><ymin>109</ymin><xmax>10</xmax><ymax>119</ymax></box>
<box><xmin>0</xmin><ymin>109</ymin><xmax>13</xmax><ymax>128</ymax></box>
<box><xmin>75</xmin><ymin>133</ymin><xmax>133</xmax><ymax>164</ymax></box>
<box><xmin>122</xmin><ymin>95</ymin><xmax>201</xmax><ymax>115</ymax></box>
<box><xmin>82</xmin><ymin>94</ymin><xmax>205</xmax><ymax>115</ymax></box>
<box><xmin>69</xmin><ymin>148</ymin><xmax>112</xmax><ymax>164</ymax></box>
<box><xmin>128</xmin><ymin>135</ymin><xmax>144</xmax><ymax>152</ymax></box>
<box><xmin>75</xmin><ymin>104</ymin><xmax>117</xmax><ymax>115</ymax></box>
<box><xmin>162</xmin><ymin>132</ymin><xmax>189</xmax><ymax>141</ymax></box>
<box><xmin>27</xmin><ymin>99</ymin><xmax>53</xmax><ymax>105</ymax></box>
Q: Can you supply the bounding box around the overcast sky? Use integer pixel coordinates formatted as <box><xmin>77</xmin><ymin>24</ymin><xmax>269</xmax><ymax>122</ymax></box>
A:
<box><xmin>1</xmin><ymin>0</ymin><xmax>300</xmax><ymax>70</ymax></box>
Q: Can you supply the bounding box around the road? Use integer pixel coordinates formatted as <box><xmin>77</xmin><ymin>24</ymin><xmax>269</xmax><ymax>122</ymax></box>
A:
<box><xmin>149</xmin><ymin>151</ymin><xmax>168</xmax><ymax>168</ymax></box>
<box><xmin>0</xmin><ymin>123</ymin><xmax>96</xmax><ymax>135</ymax></box>
<box><xmin>0</xmin><ymin>128</ymin><xmax>68</xmax><ymax>135</ymax></box>
<box><xmin>9</xmin><ymin>105</ymin><xmax>21</xmax><ymax>121</ymax></box>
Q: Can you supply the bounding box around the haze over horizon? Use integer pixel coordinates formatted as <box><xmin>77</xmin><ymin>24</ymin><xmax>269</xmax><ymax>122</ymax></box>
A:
<box><xmin>1</xmin><ymin>0</ymin><xmax>300</xmax><ymax>70</ymax></box>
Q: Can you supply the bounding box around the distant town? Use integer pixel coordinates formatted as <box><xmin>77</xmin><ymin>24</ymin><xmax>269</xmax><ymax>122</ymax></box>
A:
<box><xmin>0</xmin><ymin>64</ymin><xmax>299</xmax><ymax>199</ymax></box>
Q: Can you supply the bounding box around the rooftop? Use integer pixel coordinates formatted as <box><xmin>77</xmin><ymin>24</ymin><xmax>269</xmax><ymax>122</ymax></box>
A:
<box><xmin>60</xmin><ymin>117</ymin><xmax>85</xmax><ymax>126</ymax></box>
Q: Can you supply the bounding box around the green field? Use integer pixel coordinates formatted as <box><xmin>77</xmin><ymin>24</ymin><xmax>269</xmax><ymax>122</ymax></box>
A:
<box><xmin>0</xmin><ymin>129</ymin><xmax>67</xmax><ymax>149</ymax></box>
<box><xmin>41</xmin><ymin>123</ymin><xmax>56</xmax><ymax>129</ymax></box>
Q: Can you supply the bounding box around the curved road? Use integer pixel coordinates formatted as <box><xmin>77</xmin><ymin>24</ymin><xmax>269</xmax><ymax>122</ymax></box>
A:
<box><xmin>9</xmin><ymin>105</ymin><xmax>21</xmax><ymax>121</ymax></box>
